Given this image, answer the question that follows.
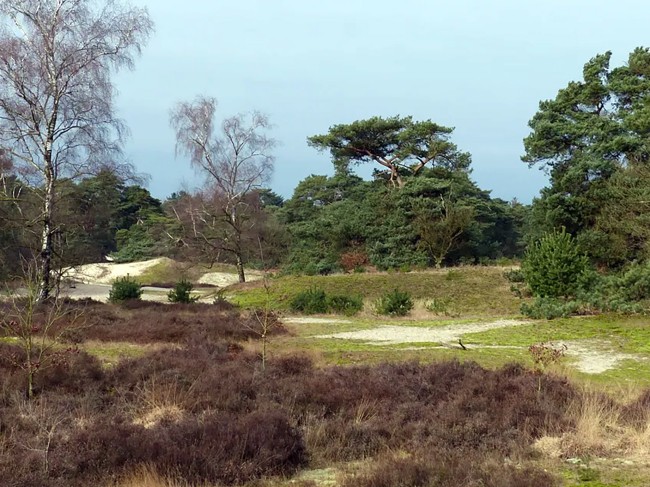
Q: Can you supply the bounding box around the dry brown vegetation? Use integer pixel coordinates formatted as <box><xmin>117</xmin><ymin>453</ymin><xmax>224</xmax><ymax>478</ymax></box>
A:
<box><xmin>0</xmin><ymin>301</ymin><xmax>648</xmax><ymax>486</ymax></box>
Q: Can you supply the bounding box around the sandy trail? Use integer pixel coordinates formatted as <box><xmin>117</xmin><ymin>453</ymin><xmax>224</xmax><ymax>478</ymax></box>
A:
<box><xmin>314</xmin><ymin>319</ymin><xmax>646</xmax><ymax>375</ymax></box>
<box><xmin>316</xmin><ymin>319</ymin><xmax>527</xmax><ymax>344</ymax></box>
<box><xmin>63</xmin><ymin>258</ymin><xmax>170</xmax><ymax>285</ymax></box>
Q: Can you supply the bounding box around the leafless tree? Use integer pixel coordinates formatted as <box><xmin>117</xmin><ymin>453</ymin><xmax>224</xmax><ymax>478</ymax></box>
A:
<box><xmin>2</xmin><ymin>260</ymin><xmax>86</xmax><ymax>399</ymax></box>
<box><xmin>0</xmin><ymin>0</ymin><xmax>154</xmax><ymax>301</ymax></box>
<box><xmin>415</xmin><ymin>194</ymin><xmax>474</xmax><ymax>268</ymax></box>
<box><xmin>170</xmin><ymin>96</ymin><xmax>275</xmax><ymax>282</ymax></box>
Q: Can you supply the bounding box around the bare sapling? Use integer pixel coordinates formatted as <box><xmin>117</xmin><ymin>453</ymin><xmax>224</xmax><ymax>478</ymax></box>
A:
<box><xmin>243</xmin><ymin>240</ymin><xmax>280</xmax><ymax>372</ymax></box>
<box><xmin>528</xmin><ymin>341</ymin><xmax>568</xmax><ymax>392</ymax></box>
<box><xmin>2</xmin><ymin>262</ymin><xmax>86</xmax><ymax>399</ymax></box>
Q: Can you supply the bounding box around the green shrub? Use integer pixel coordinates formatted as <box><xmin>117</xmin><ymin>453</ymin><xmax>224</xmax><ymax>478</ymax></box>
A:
<box><xmin>168</xmin><ymin>279</ymin><xmax>199</xmax><ymax>304</ymax></box>
<box><xmin>616</xmin><ymin>261</ymin><xmax>650</xmax><ymax>302</ymax></box>
<box><xmin>327</xmin><ymin>294</ymin><xmax>364</xmax><ymax>315</ymax></box>
<box><xmin>290</xmin><ymin>288</ymin><xmax>329</xmax><ymax>314</ymax></box>
<box><xmin>374</xmin><ymin>289</ymin><xmax>414</xmax><ymax>316</ymax></box>
<box><xmin>522</xmin><ymin>229</ymin><xmax>591</xmax><ymax>298</ymax></box>
<box><xmin>426</xmin><ymin>297</ymin><xmax>451</xmax><ymax>314</ymax></box>
<box><xmin>520</xmin><ymin>297</ymin><xmax>581</xmax><ymax>320</ymax></box>
<box><xmin>503</xmin><ymin>268</ymin><xmax>525</xmax><ymax>283</ymax></box>
<box><xmin>108</xmin><ymin>276</ymin><xmax>142</xmax><ymax>303</ymax></box>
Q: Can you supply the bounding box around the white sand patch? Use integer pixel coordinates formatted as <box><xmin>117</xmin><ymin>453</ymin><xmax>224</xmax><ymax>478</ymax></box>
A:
<box><xmin>559</xmin><ymin>340</ymin><xmax>645</xmax><ymax>374</ymax></box>
<box><xmin>197</xmin><ymin>271</ymin><xmax>262</xmax><ymax>287</ymax></box>
<box><xmin>60</xmin><ymin>283</ymin><xmax>173</xmax><ymax>303</ymax></box>
<box><xmin>316</xmin><ymin>319</ymin><xmax>527</xmax><ymax>345</ymax></box>
<box><xmin>64</xmin><ymin>257</ymin><xmax>171</xmax><ymax>284</ymax></box>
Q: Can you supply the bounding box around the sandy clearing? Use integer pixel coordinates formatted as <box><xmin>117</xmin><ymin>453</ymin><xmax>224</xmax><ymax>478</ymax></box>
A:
<box><xmin>197</xmin><ymin>271</ymin><xmax>262</xmax><ymax>287</ymax></box>
<box><xmin>315</xmin><ymin>320</ymin><xmax>647</xmax><ymax>374</ymax></box>
<box><xmin>559</xmin><ymin>340</ymin><xmax>646</xmax><ymax>374</ymax></box>
<box><xmin>63</xmin><ymin>258</ymin><xmax>171</xmax><ymax>285</ymax></box>
<box><xmin>60</xmin><ymin>283</ymin><xmax>173</xmax><ymax>303</ymax></box>
<box><xmin>316</xmin><ymin>319</ymin><xmax>527</xmax><ymax>345</ymax></box>
<box><xmin>64</xmin><ymin>257</ymin><xmax>260</xmax><ymax>291</ymax></box>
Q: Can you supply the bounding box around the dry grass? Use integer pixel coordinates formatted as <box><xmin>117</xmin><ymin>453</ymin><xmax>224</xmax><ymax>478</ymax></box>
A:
<box><xmin>534</xmin><ymin>385</ymin><xmax>650</xmax><ymax>460</ymax></box>
<box><xmin>130</xmin><ymin>375</ymin><xmax>195</xmax><ymax>428</ymax></box>
<box><xmin>229</xmin><ymin>266</ymin><xmax>523</xmax><ymax>317</ymax></box>
<box><xmin>112</xmin><ymin>465</ymin><xmax>210</xmax><ymax>487</ymax></box>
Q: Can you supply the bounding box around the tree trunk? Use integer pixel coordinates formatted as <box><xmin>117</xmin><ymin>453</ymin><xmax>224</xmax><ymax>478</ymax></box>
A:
<box><xmin>236</xmin><ymin>254</ymin><xmax>246</xmax><ymax>283</ymax></box>
<box><xmin>230</xmin><ymin>204</ymin><xmax>246</xmax><ymax>283</ymax></box>
<box><xmin>37</xmin><ymin>166</ymin><xmax>55</xmax><ymax>302</ymax></box>
<box><xmin>389</xmin><ymin>165</ymin><xmax>404</xmax><ymax>188</ymax></box>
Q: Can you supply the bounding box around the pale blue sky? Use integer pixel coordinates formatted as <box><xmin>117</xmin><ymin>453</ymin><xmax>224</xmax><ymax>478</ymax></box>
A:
<box><xmin>115</xmin><ymin>0</ymin><xmax>650</xmax><ymax>203</ymax></box>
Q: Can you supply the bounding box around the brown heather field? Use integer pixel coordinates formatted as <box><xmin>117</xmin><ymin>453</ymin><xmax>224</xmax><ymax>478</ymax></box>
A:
<box><xmin>0</xmin><ymin>297</ymin><xmax>649</xmax><ymax>487</ymax></box>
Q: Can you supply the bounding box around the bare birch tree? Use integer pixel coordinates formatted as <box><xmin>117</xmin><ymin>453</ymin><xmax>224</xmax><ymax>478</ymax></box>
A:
<box><xmin>170</xmin><ymin>97</ymin><xmax>275</xmax><ymax>282</ymax></box>
<box><xmin>0</xmin><ymin>0</ymin><xmax>153</xmax><ymax>301</ymax></box>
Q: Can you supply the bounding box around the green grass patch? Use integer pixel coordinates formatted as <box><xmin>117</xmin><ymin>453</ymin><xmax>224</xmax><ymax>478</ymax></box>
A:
<box><xmin>228</xmin><ymin>267</ymin><xmax>523</xmax><ymax>317</ymax></box>
<box><xmin>81</xmin><ymin>341</ymin><xmax>155</xmax><ymax>366</ymax></box>
<box><xmin>467</xmin><ymin>315</ymin><xmax>650</xmax><ymax>353</ymax></box>
<box><xmin>134</xmin><ymin>259</ymin><xmax>240</xmax><ymax>286</ymax></box>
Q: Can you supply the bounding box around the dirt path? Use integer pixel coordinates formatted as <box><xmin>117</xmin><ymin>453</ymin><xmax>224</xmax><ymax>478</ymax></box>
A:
<box><xmin>316</xmin><ymin>319</ymin><xmax>527</xmax><ymax>344</ymax></box>
<box><xmin>314</xmin><ymin>319</ymin><xmax>646</xmax><ymax>375</ymax></box>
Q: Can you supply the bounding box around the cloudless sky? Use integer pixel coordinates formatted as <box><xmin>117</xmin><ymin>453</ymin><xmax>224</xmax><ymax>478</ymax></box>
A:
<box><xmin>115</xmin><ymin>0</ymin><xmax>650</xmax><ymax>203</ymax></box>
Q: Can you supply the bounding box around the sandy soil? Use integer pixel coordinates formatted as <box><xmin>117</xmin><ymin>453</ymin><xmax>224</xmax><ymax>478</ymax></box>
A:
<box><xmin>63</xmin><ymin>258</ymin><xmax>171</xmax><ymax>285</ymax></box>
<box><xmin>314</xmin><ymin>319</ymin><xmax>645</xmax><ymax>375</ymax></box>
<box><xmin>197</xmin><ymin>271</ymin><xmax>261</xmax><ymax>287</ymax></box>
<box><xmin>559</xmin><ymin>340</ymin><xmax>646</xmax><ymax>374</ymax></box>
<box><xmin>60</xmin><ymin>258</ymin><xmax>260</xmax><ymax>302</ymax></box>
<box><xmin>316</xmin><ymin>319</ymin><xmax>527</xmax><ymax>344</ymax></box>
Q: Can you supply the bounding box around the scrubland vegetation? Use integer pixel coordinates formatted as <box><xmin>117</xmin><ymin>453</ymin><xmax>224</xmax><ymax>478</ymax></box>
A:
<box><xmin>0</xmin><ymin>289</ymin><xmax>649</xmax><ymax>486</ymax></box>
<box><xmin>2</xmin><ymin>1</ymin><xmax>650</xmax><ymax>485</ymax></box>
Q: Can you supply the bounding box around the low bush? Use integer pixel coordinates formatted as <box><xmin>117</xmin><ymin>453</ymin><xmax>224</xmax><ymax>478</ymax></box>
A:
<box><xmin>327</xmin><ymin>294</ymin><xmax>363</xmax><ymax>315</ymax></box>
<box><xmin>290</xmin><ymin>288</ymin><xmax>363</xmax><ymax>315</ymax></box>
<box><xmin>290</xmin><ymin>288</ymin><xmax>329</xmax><ymax>314</ymax></box>
<box><xmin>374</xmin><ymin>289</ymin><xmax>413</xmax><ymax>316</ymax></box>
<box><xmin>167</xmin><ymin>279</ymin><xmax>199</xmax><ymax>304</ymax></box>
<box><xmin>343</xmin><ymin>451</ymin><xmax>559</xmax><ymax>487</ymax></box>
<box><xmin>426</xmin><ymin>297</ymin><xmax>451</xmax><ymax>315</ymax></box>
<box><xmin>109</xmin><ymin>276</ymin><xmax>142</xmax><ymax>303</ymax></box>
<box><xmin>503</xmin><ymin>268</ymin><xmax>525</xmax><ymax>283</ymax></box>
<box><xmin>520</xmin><ymin>297</ymin><xmax>582</xmax><ymax>320</ymax></box>
<box><xmin>615</xmin><ymin>261</ymin><xmax>650</xmax><ymax>302</ymax></box>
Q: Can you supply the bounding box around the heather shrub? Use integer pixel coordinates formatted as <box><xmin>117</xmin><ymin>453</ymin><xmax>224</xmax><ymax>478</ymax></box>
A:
<box><xmin>167</xmin><ymin>279</ymin><xmax>199</xmax><ymax>303</ymax></box>
<box><xmin>374</xmin><ymin>289</ymin><xmax>413</xmax><ymax>316</ymax></box>
<box><xmin>343</xmin><ymin>451</ymin><xmax>559</xmax><ymax>487</ymax></box>
<box><xmin>109</xmin><ymin>276</ymin><xmax>142</xmax><ymax>303</ymax></box>
<box><xmin>0</xmin><ymin>300</ymin><xmax>584</xmax><ymax>487</ymax></box>
<box><xmin>78</xmin><ymin>302</ymin><xmax>277</xmax><ymax>344</ymax></box>
<box><xmin>146</xmin><ymin>411</ymin><xmax>306</xmax><ymax>484</ymax></box>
